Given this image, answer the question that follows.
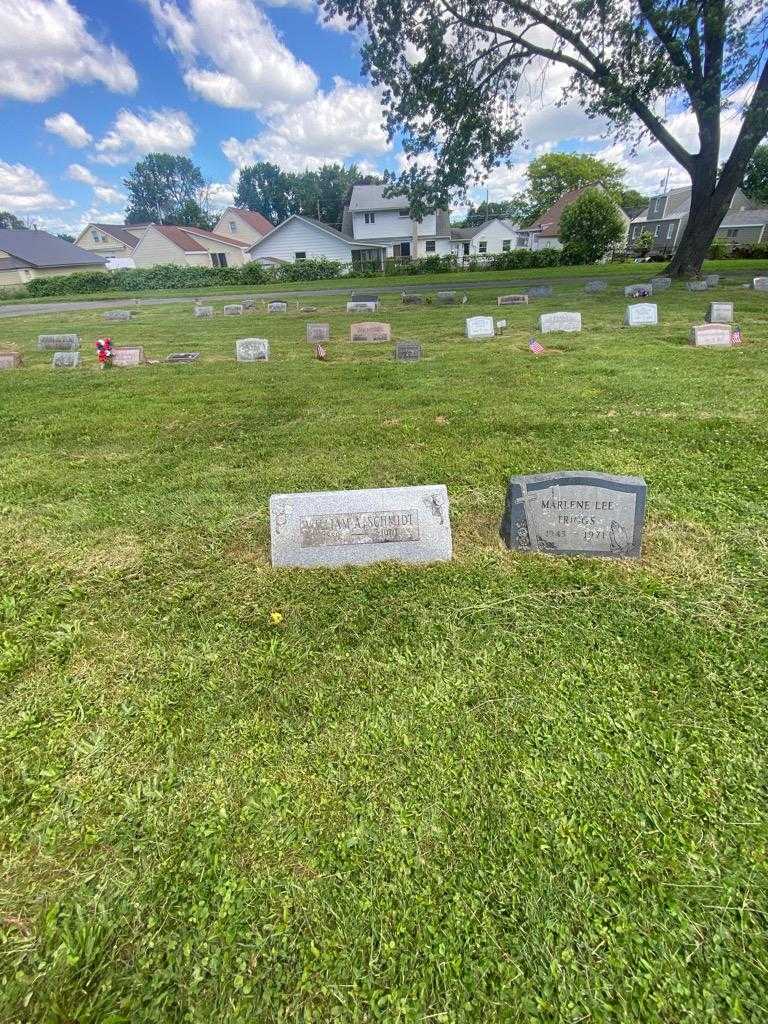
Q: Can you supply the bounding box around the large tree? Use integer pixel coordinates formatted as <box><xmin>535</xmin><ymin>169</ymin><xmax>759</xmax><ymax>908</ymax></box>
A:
<box><xmin>321</xmin><ymin>0</ymin><xmax>768</xmax><ymax>276</ymax></box>
<box><xmin>742</xmin><ymin>142</ymin><xmax>768</xmax><ymax>205</ymax></box>
<box><xmin>124</xmin><ymin>153</ymin><xmax>212</xmax><ymax>228</ymax></box>
<box><xmin>235</xmin><ymin>162</ymin><xmax>294</xmax><ymax>224</ymax></box>
<box><xmin>559</xmin><ymin>187</ymin><xmax>627</xmax><ymax>262</ymax></box>
<box><xmin>0</xmin><ymin>210</ymin><xmax>28</xmax><ymax>229</ymax></box>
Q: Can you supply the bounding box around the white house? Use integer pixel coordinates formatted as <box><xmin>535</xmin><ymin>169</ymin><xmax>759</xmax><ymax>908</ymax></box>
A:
<box><xmin>131</xmin><ymin>224</ymin><xmax>252</xmax><ymax>268</ymax></box>
<box><xmin>247</xmin><ymin>214</ymin><xmax>387</xmax><ymax>268</ymax></box>
<box><xmin>449</xmin><ymin>218</ymin><xmax>520</xmax><ymax>258</ymax></box>
<box><xmin>74</xmin><ymin>222</ymin><xmax>143</xmax><ymax>260</ymax></box>
<box><xmin>212</xmin><ymin>207</ymin><xmax>274</xmax><ymax>246</ymax></box>
<box><xmin>341</xmin><ymin>184</ymin><xmax>452</xmax><ymax>260</ymax></box>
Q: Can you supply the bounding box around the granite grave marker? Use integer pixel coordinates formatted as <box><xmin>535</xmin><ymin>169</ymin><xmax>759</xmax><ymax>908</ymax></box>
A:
<box><xmin>223</xmin><ymin>304</ymin><xmax>244</xmax><ymax>315</ymax></box>
<box><xmin>236</xmin><ymin>338</ymin><xmax>270</xmax><ymax>361</ymax></box>
<box><xmin>103</xmin><ymin>310</ymin><xmax>131</xmax><ymax>322</ymax></box>
<box><xmin>705</xmin><ymin>274</ymin><xmax>720</xmax><ymax>287</ymax></box>
<box><xmin>112</xmin><ymin>346</ymin><xmax>144</xmax><ymax>367</ymax></box>
<box><xmin>402</xmin><ymin>293</ymin><xmax>425</xmax><ymax>305</ymax></box>
<box><xmin>707</xmin><ymin>301</ymin><xmax>733</xmax><ymax>323</ymax></box>
<box><xmin>527</xmin><ymin>285</ymin><xmax>553</xmax><ymax>298</ymax></box>
<box><xmin>690</xmin><ymin>323</ymin><xmax>732</xmax><ymax>347</ymax></box>
<box><xmin>539</xmin><ymin>312</ymin><xmax>582</xmax><ymax>333</ymax></box>
<box><xmin>585</xmin><ymin>280</ymin><xmax>607</xmax><ymax>293</ymax></box>
<box><xmin>347</xmin><ymin>301</ymin><xmax>378</xmax><ymax>313</ymax></box>
<box><xmin>435</xmin><ymin>291</ymin><xmax>457</xmax><ymax>305</ymax></box>
<box><xmin>624</xmin><ymin>284</ymin><xmax>652</xmax><ymax>297</ymax></box>
<box><xmin>624</xmin><ymin>302</ymin><xmax>658</xmax><ymax>326</ymax></box>
<box><xmin>52</xmin><ymin>351</ymin><xmax>80</xmax><ymax>368</ymax></box>
<box><xmin>350</xmin><ymin>322</ymin><xmax>391</xmax><ymax>342</ymax></box>
<box><xmin>0</xmin><ymin>351</ymin><xmax>22</xmax><ymax>370</ymax></box>
<box><xmin>394</xmin><ymin>341</ymin><xmax>422</xmax><ymax>361</ymax></box>
<box><xmin>497</xmin><ymin>294</ymin><xmax>528</xmax><ymax>305</ymax></box>
<box><xmin>194</xmin><ymin>306</ymin><xmax>214</xmax><ymax>317</ymax></box>
<box><xmin>306</xmin><ymin>323</ymin><xmax>330</xmax><ymax>342</ymax></box>
<box><xmin>268</xmin><ymin>301</ymin><xmax>287</xmax><ymax>313</ymax></box>
<box><xmin>753</xmin><ymin>277</ymin><xmax>768</xmax><ymax>291</ymax></box>
<box><xmin>650</xmin><ymin>277</ymin><xmax>672</xmax><ymax>291</ymax></box>
<box><xmin>465</xmin><ymin>315</ymin><xmax>495</xmax><ymax>338</ymax></box>
<box><xmin>686</xmin><ymin>280</ymin><xmax>708</xmax><ymax>291</ymax></box>
<box><xmin>37</xmin><ymin>334</ymin><xmax>80</xmax><ymax>351</ymax></box>
<box><xmin>166</xmin><ymin>352</ymin><xmax>200</xmax><ymax>363</ymax></box>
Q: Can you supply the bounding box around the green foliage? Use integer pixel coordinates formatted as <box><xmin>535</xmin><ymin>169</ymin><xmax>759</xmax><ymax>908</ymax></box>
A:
<box><xmin>124</xmin><ymin>154</ymin><xmax>211</xmax><ymax>228</ymax></box>
<box><xmin>708</xmin><ymin>238</ymin><xmax>729</xmax><ymax>260</ymax></box>
<box><xmin>56</xmin><ymin>233</ymin><xmax>76</xmax><ymax>243</ymax></box>
<box><xmin>618</xmin><ymin>188</ymin><xmax>649</xmax><ymax>212</ymax></box>
<box><xmin>235</xmin><ymin>162</ymin><xmax>293</xmax><ymax>224</ymax></box>
<box><xmin>742</xmin><ymin>144</ymin><xmax>768</xmax><ymax>205</ymax></box>
<box><xmin>523</xmin><ymin>153</ymin><xmax>627</xmax><ymax>221</ymax></box>
<box><xmin>633</xmin><ymin>231</ymin><xmax>657</xmax><ymax>256</ymax></box>
<box><xmin>559</xmin><ymin>189</ymin><xmax>627</xmax><ymax>263</ymax></box>
<box><xmin>459</xmin><ymin>200</ymin><xmax>519</xmax><ymax>228</ymax></box>
<box><xmin>0</xmin><ymin>210</ymin><xmax>28</xmax><ymax>229</ymax></box>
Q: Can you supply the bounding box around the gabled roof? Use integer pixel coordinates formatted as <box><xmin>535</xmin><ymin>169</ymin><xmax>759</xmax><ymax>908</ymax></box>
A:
<box><xmin>0</xmin><ymin>229</ymin><xmax>106</xmax><ymax>268</ymax></box>
<box><xmin>450</xmin><ymin>218</ymin><xmax>519</xmax><ymax>240</ymax></box>
<box><xmin>223</xmin><ymin>207</ymin><xmax>273</xmax><ymax>235</ymax></box>
<box><xmin>91</xmin><ymin>223</ymin><xmax>142</xmax><ymax>247</ymax></box>
<box><xmin>247</xmin><ymin>214</ymin><xmax>388</xmax><ymax>252</ymax></box>
<box><xmin>348</xmin><ymin>184</ymin><xmax>409</xmax><ymax>212</ymax></box>
<box><xmin>523</xmin><ymin>183</ymin><xmax>605</xmax><ymax>235</ymax></box>
<box><xmin>148</xmin><ymin>223</ymin><xmax>252</xmax><ymax>252</ymax></box>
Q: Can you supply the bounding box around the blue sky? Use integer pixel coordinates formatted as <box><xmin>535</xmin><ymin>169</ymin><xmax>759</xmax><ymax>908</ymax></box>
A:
<box><xmin>0</xmin><ymin>0</ymin><xmax>748</xmax><ymax>234</ymax></box>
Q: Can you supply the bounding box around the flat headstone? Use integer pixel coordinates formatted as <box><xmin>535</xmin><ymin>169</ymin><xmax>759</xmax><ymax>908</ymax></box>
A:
<box><xmin>704</xmin><ymin>274</ymin><xmax>720</xmax><ymax>287</ymax></box>
<box><xmin>500</xmin><ymin>471</ymin><xmax>646</xmax><ymax>559</ymax></box>
<box><xmin>112</xmin><ymin>346</ymin><xmax>144</xmax><ymax>367</ymax></box>
<box><xmin>236</xmin><ymin>338</ymin><xmax>270</xmax><ymax>361</ymax></box>
<box><xmin>650</xmin><ymin>277</ymin><xmax>672</xmax><ymax>291</ymax></box>
<box><xmin>350</xmin><ymin>322</ymin><xmax>391</xmax><ymax>342</ymax></box>
<box><xmin>435</xmin><ymin>291</ymin><xmax>457</xmax><ymax>305</ymax></box>
<box><xmin>103</xmin><ymin>310</ymin><xmax>131</xmax><ymax>322</ymax></box>
<box><xmin>300</xmin><ymin>306</ymin><xmax>318</xmax><ymax>313</ymax></box>
<box><xmin>465</xmin><ymin>316</ymin><xmax>495</xmax><ymax>338</ymax></box>
<box><xmin>624</xmin><ymin>284</ymin><xmax>652</xmax><ymax>297</ymax></box>
<box><xmin>194</xmin><ymin>306</ymin><xmax>214</xmax><ymax>317</ymax></box>
<box><xmin>394</xmin><ymin>341</ymin><xmax>422</xmax><ymax>361</ymax></box>
<box><xmin>585</xmin><ymin>280</ymin><xmax>607</xmax><ymax>293</ymax></box>
<box><xmin>306</xmin><ymin>323</ymin><xmax>330</xmax><ymax>342</ymax></box>
<box><xmin>753</xmin><ymin>277</ymin><xmax>768</xmax><ymax>291</ymax></box>
<box><xmin>347</xmin><ymin>301</ymin><xmax>378</xmax><ymax>313</ymax></box>
<box><xmin>527</xmin><ymin>286</ymin><xmax>552</xmax><ymax>298</ymax></box>
<box><xmin>223</xmin><ymin>304</ymin><xmax>244</xmax><ymax>315</ymax></box>
<box><xmin>707</xmin><ymin>301</ymin><xmax>733</xmax><ymax>323</ymax></box>
<box><xmin>686</xmin><ymin>281</ymin><xmax>708</xmax><ymax>291</ymax></box>
<box><xmin>624</xmin><ymin>302</ymin><xmax>658</xmax><ymax>326</ymax></box>
<box><xmin>351</xmin><ymin>291</ymin><xmax>379</xmax><ymax>303</ymax></box>
<box><xmin>270</xmin><ymin>484</ymin><xmax>452</xmax><ymax>568</ymax></box>
<box><xmin>37</xmin><ymin>334</ymin><xmax>80</xmax><ymax>351</ymax></box>
<box><xmin>539</xmin><ymin>312</ymin><xmax>582</xmax><ymax>334</ymax></box>
<box><xmin>268</xmin><ymin>301</ymin><xmax>287</xmax><ymax>313</ymax></box>
<box><xmin>402</xmin><ymin>293</ymin><xmax>425</xmax><ymax>305</ymax></box>
<box><xmin>0</xmin><ymin>351</ymin><xmax>22</xmax><ymax>370</ymax></box>
<box><xmin>497</xmin><ymin>294</ymin><xmax>528</xmax><ymax>305</ymax></box>
<box><xmin>52</xmin><ymin>351</ymin><xmax>80</xmax><ymax>368</ymax></box>
<box><xmin>690</xmin><ymin>323</ymin><xmax>732</xmax><ymax>347</ymax></box>
<box><xmin>241</xmin><ymin>297</ymin><xmax>257</xmax><ymax>309</ymax></box>
<box><xmin>166</xmin><ymin>352</ymin><xmax>200</xmax><ymax>363</ymax></box>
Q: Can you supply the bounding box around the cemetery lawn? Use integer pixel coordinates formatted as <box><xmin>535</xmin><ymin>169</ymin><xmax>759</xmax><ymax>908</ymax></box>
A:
<box><xmin>1</xmin><ymin>277</ymin><xmax>767</xmax><ymax>1023</ymax></box>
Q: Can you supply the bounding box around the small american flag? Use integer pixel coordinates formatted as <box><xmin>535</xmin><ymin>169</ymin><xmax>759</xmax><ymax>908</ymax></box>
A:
<box><xmin>731</xmin><ymin>328</ymin><xmax>742</xmax><ymax>346</ymax></box>
<box><xmin>529</xmin><ymin>338</ymin><xmax>545</xmax><ymax>355</ymax></box>
<box><xmin>314</xmin><ymin>343</ymin><xmax>327</xmax><ymax>360</ymax></box>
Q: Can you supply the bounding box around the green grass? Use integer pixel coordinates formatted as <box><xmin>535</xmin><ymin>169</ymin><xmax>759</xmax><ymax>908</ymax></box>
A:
<box><xmin>1</xmin><ymin>257</ymin><xmax>766</xmax><ymax>306</ymax></box>
<box><xmin>1</xmin><ymin>277</ymin><xmax>767</xmax><ymax>1022</ymax></box>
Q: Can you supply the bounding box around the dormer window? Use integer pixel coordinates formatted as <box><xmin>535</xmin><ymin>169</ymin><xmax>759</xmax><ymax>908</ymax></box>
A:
<box><xmin>229</xmin><ymin>221</ymin><xmax>237</xmax><ymax>233</ymax></box>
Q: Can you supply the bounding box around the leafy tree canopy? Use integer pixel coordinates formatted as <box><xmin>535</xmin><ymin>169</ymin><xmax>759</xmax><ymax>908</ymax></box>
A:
<box><xmin>742</xmin><ymin>142</ymin><xmax>768</xmax><ymax>205</ymax></box>
<box><xmin>124</xmin><ymin>154</ymin><xmax>213</xmax><ymax>229</ymax></box>
<box><xmin>559</xmin><ymin>188</ymin><xmax>627</xmax><ymax>262</ymax></box>
<box><xmin>0</xmin><ymin>210</ymin><xmax>28</xmax><ymax>229</ymax></box>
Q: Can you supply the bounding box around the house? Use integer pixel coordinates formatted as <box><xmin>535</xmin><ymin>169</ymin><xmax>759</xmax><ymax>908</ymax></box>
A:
<box><xmin>341</xmin><ymin>184</ymin><xmax>452</xmax><ymax>260</ymax></box>
<box><xmin>131</xmin><ymin>224</ymin><xmax>252</xmax><ymax>269</ymax></box>
<box><xmin>628</xmin><ymin>186</ymin><xmax>767</xmax><ymax>252</ymax></box>
<box><xmin>450</xmin><ymin>218</ymin><xmax>520</xmax><ymax>259</ymax></box>
<box><xmin>247</xmin><ymin>214</ymin><xmax>387</xmax><ymax>268</ymax></box>
<box><xmin>516</xmin><ymin>183</ymin><xmax>630</xmax><ymax>250</ymax></box>
<box><xmin>74</xmin><ymin>222</ymin><xmax>143</xmax><ymax>261</ymax></box>
<box><xmin>213</xmin><ymin>207</ymin><xmax>274</xmax><ymax>246</ymax></box>
<box><xmin>0</xmin><ymin>229</ymin><xmax>106</xmax><ymax>288</ymax></box>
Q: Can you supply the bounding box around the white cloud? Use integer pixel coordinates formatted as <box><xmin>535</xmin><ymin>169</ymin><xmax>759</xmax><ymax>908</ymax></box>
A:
<box><xmin>93</xmin><ymin>108</ymin><xmax>196</xmax><ymax>165</ymax></box>
<box><xmin>145</xmin><ymin>0</ymin><xmax>317</xmax><ymax>114</ymax></box>
<box><xmin>44</xmin><ymin>111</ymin><xmax>92</xmax><ymax>148</ymax></box>
<box><xmin>67</xmin><ymin>162</ymin><xmax>100</xmax><ymax>187</ymax></box>
<box><xmin>205</xmin><ymin>181</ymin><xmax>237</xmax><ymax>211</ymax></box>
<box><xmin>0</xmin><ymin>159</ymin><xmax>72</xmax><ymax>212</ymax></box>
<box><xmin>66</xmin><ymin>163</ymin><xmax>126</xmax><ymax>210</ymax></box>
<box><xmin>222</xmin><ymin>77</ymin><xmax>391</xmax><ymax>172</ymax></box>
<box><xmin>94</xmin><ymin>185</ymin><xmax>126</xmax><ymax>205</ymax></box>
<box><xmin>0</xmin><ymin>0</ymin><xmax>137</xmax><ymax>101</ymax></box>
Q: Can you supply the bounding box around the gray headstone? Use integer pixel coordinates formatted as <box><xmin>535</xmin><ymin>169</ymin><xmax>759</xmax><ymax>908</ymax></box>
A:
<box><xmin>753</xmin><ymin>277</ymin><xmax>768</xmax><ymax>291</ymax></box>
<box><xmin>624</xmin><ymin>284</ymin><xmax>652</xmax><ymax>297</ymax></box>
<box><xmin>435</xmin><ymin>291</ymin><xmax>457</xmax><ymax>304</ymax></box>
<box><xmin>350</xmin><ymin>322</ymin><xmax>391</xmax><ymax>342</ymax></box>
<box><xmin>194</xmin><ymin>306</ymin><xmax>214</xmax><ymax>317</ymax></box>
<box><xmin>527</xmin><ymin>286</ymin><xmax>552</xmax><ymax>298</ymax></box>
<box><xmin>497</xmin><ymin>294</ymin><xmax>528</xmax><ymax>305</ymax></box>
<box><xmin>705</xmin><ymin>274</ymin><xmax>720</xmax><ymax>287</ymax></box>
<box><xmin>236</xmin><ymin>338</ymin><xmax>270</xmax><ymax>361</ymax></box>
<box><xmin>495</xmin><ymin>319</ymin><xmax>507</xmax><ymax>334</ymax></box>
<box><xmin>0</xmin><ymin>351</ymin><xmax>22</xmax><ymax>370</ymax></box>
<box><xmin>166</xmin><ymin>352</ymin><xmax>200</xmax><ymax>363</ymax></box>
<box><xmin>465</xmin><ymin>316</ymin><xmax>495</xmax><ymax>338</ymax></box>
<box><xmin>103</xmin><ymin>310</ymin><xmax>132</xmax><ymax>322</ymax></box>
<box><xmin>690</xmin><ymin>323</ymin><xmax>732</xmax><ymax>347</ymax></box>
<box><xmin>112</xmin><ymin>346</ymin><xmax>144</xmax><ymax>367</ymax></box>
<box><xmin>707</xmin><ymin>302</ymin><xmax>733</xmax><ymax>323</ymax></box>
<box><xmin>52</xmin><ymin>351</ymin><xmax>80</xmax><ymax>368</ymax></box>
<box><xmin>347</xmin><ymin>301</ymin><xmax>378</xmax><ymax>313</ymax></box>
<box><xmin>500</xmin><ymin>471</ymin><xmax>646</xmax><ymax>558</ymax></box>
<box><xmin>402</xmin><ymin>293</ymin><xmax>425</xmax><ymax>305</ymax></box>
<box><xmin>300</xmin><ymin>306</ymin><xmax>318</xmax><ymax>313</ymax></box>
<box><xmin>241</xmin><ymin>297</ymin><xmax>257</xmax><ymax>309</ymax></box>
<box><xmin>624</xmin><ymin>302</ymin><xmax>658</xmax><ymax>326</ymax></box>
<box><xmin>306</xmin><ymin>323</ymin><xmax>330</xmax><ymax>342</ymax></box>
<box><xmin>686</xmin><ymin>281</ymin><xmax>708</xmax><ymax>291</ymax></box>
<box><xmin>223</xmin><ymin>304</ymin><xmax>244</xmax><ymax>315</ymax></box>
<box><xmin>270</xmin><ymin>484</ymin><xmax>452</xmax><ymax>568</ymax></box>
<box><xmin>585</xmin><ymin>280</ymin><xmax>607</xmax><ymax>293</ymax></box>
<box><xmin>37</xmin><ymin>334</ymin><xmax>80</xmax><ymax>351</ymax></box>
<box><xmin>394</xmin><ymin>341</ymin><xmax>422</xmax><ymax>361</ymax></box>
<box><xmin>539</xmin><ymin>312</ymin><xmax>582</xmax><ymax>333</ymax></box>
<box><xmin>351</xmin><ymin>291</ymin><xmax>379</xmax><ymax>303</ymax></box>
<box><xmin>650</xmin><ymin>277</ymin><xmax>672</xmax><ymax>291</ymax></box>
<box><xmin>268</xmin><ymin>301</ymin><xmax>287</xmax><ymax>313</ymax></box>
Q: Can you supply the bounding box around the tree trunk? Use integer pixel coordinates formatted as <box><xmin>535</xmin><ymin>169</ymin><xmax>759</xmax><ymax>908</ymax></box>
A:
<box><xmin>666</xmin><ymin>195</ymin><xmax>731</xmax><ymax>277</ymax></box>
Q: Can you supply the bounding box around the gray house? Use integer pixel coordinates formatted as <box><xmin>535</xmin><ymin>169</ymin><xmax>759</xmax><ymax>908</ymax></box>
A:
<box><xmin>0</xmin><ymin>229</ymin><xmax>106</xmax><ymax>289</ymax></box>
<box><xmin>629</xmin><ymin>187</ymin><xmax>767</xmax><ymax>252</ymax></box>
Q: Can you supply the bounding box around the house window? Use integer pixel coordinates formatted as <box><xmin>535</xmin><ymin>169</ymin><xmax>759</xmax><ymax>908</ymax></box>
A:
<box><xmin>295</xmin><ymin>251</ymin><xmax>307</xmax><ymax>261</ymax></box>
<box><xmin>653</xmin><ymin>225</ymin><xmax>661</xmax><ymax>237</ymax></box>
<box><xmin>229</xmin><ymin>220</ymin><xmax>237</xmax><ymax>234</ymax></box>
<box><xmin>211</xmin><ymin>252</ymin><xmax>228</xmax><ymax>268</ymax></box>
<box><xmin>425</xmin><ymin>240</ymin><xmax>435</xmax><ymax>253</ymax></box>
<box><xmin>478</xmin><ymin>241</ymin><xmax>487</xmax><ymax>254</ymax></box>
<box><xmin>91</xmin><ymin>230</ymin><xmax>104</xmax><ymax>243</ymax></box>
<box><xmin>463</xmin><ymin>243</ymin><xmax>470</xmax><ymax>256</ymax></box>
<box><xmin>398</xmin><ymin>209</ymin><xmax>410</xmax><ymax>218</ymax></box>
<box><xmin>364</xmin><ymin>212</ymin><xmax>375</xmax><ymax>224</ymax></box>
<box><xmin>502</xmin><ymin>240</ymin><xmax>511</xmax><ymax>251</ymax></box>
<box><xmin>399</xmin><ymin>241</ymin><xmax>411</xmax><ymax>257</ymax></box>
<box><xmin>725</xmin><ymin>228</ymin><xmax>738</xmax><ymax>239</ymax></box>
<box><xmin>666</xmin><ymin>223</ymin><xmax>675</xmax><ymax>239</ymax></box>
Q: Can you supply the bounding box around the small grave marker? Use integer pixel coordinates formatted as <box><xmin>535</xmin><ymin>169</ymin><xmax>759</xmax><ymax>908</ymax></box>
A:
<box><xmin>347</xmin><ymin>301</ymin><xmax>378</xmax><ymax>313</ymax></box>
<box><xmin>112</xmin><ymin>346</ymin><xmax>144</xmax><ymax>367</ymax></box>
<box><xmin>707</xmin><ymin>301</ymin><xmax>733</xmax><ymax>323</ymax></box>
<box><xmin>268</xmin><ymin>301</ymin><xmax>287</xmax><ymax>313</ymax></box>
<box><xmin>306</xmin><ymin>323</ymin><xmax>330</xmax><ymax>342</ymax></box>
<box><xmin>500</xmin><ymin>471</ymin><xmax>646</xmax><ymax>558</ymax></box>
<box><xmin>270</xmin><ymin>484</ymin><xmax>452</xmax><ymax>568</ymax></box>
<box><xmin>650</xmin><ymin>276</ymin><xmax>672</xmax><ymax>291</ymax></box>
<box><xmin>497</xmin><ymin>294</ymin><xmax>528</xmax><ymax>305</ymax></box>
<box><xmin>37</xmin><ymin>334</ymin><xmax>79</xmax><ymax>351</ymax></box>
<box><xmin>435</xmin><ymin>291</ymin><xmax>457</xmax><ymax>305</ymax></box>
<box><xmin>394</xmin><ymin>341</ymin><xmax>422</xmax><ymax>361</ymax></box>
<box><xmin>103</xmin><ymin>310</ymin><xmax>131</xmax><ymax>322</ymax></box>
<box><xmin>236</xmin><ymin>338</ymin><xmax>270</xmax><ymax>361</ymax></box>
<box><xmin>52</xmin><ymin>351</ymin><xmax>80</xmax><ymax>368</ymax></box>
<box><xmin>351</xmin><ymin>291</ymin><xmax>379</xmax><ymax>303</ymax></box>
<box><xmin>402</xmin><ymin>293</ymin><xmax>425</xmax><ymax>305</ymax></box>
<box><xmin>690</xmin><ymin>323</ymin><xmax>732</xmax><ymax>347</ymax></box>
<box><xmin>166</xmin><ymin>352</ymin><xmax>200</xmax><ymax>363</ymax></box>
<box><xmin>705</xmin><ymin>274</ymin><xmax>720</xmax><ymax>287</ymax></box>
<box><xmin>753</xmin><ymin>277</ymin><xmax>768</xmax><ymax>291</ymax></box>
<box><xmin>624</xmin><ymin>284</ymin><xmax>652</xmax><ymax>297</ymax></box>
<box><xmin>194</xmin><ymin>306</ymin><xmax>214</xmax><ymax>317</ymax></box>
<box><xmin>686</xmin><ymin>280</ymin><xmax>708</xmax><ymax>291</ymax></box>
<box><xmin>223</xmin><ymin>304</ymin><xmax>244</xmax><ymax>315</ymax></box>
<box><xmin>0</xmin><ymin>351</ymin><xmax>22</xmax><ymax>370</ymax></box>
<box><xmin>241</xmin><ymin>297</ymin><xmax>257</xmax><ymax>309</ymax></box>
<box><xmin>585</xmin><ymin>280</ymin><xmax>607</xmax><ymax>293</ymax></box>
<box><xmin>624</xmin><ymin>303</ymin><xmax>658</xmax><ymax>326</ymax></box>
<box><xmin>539</xmin><ymin>312</ymin><xmax>582</xmax><ymax>333</ymax></box>
<box><xmin>495</xmin><ymin>319</ymin><xmax>507</xmax><ymax>334</ymax></box>
<box><xmin>350</xmin><ymin>322</ymin><xmax>391</xmax><ymax>342</ymax></box>
<box><xmin>465</xmin><ymin>316</ymin><xmax>495</xmax><ymax>338</ymax></box>
<box><xmin>527</xmin><ymin>285</ymin><xmax>553</xmax><ymax>298</ymax></box>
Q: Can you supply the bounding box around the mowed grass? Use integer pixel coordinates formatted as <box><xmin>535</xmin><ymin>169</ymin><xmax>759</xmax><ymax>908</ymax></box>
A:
<box><xmin>1</xmin><ymin>279</ymin><xmax>768</xmax><ymax>1022</ymax></box>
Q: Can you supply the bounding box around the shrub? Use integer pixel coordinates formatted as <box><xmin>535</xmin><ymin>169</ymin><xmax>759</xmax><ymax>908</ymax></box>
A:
<box><xmin>633</xmin><ymin>231</ymin><xmax>656</xmax><ymax>256</ymax></box>
<box><xmin>560</xmin><ymin>189</ymin><xmax>626</xmax><ymax>263</ymax></box>
<box><xmin>708</xmin><ymin>238</ymin><xmax>729</xmax><ymax>260</ymax></box>
<box><xmin>26</xmin><ymin>271</ymin><xmax>113</xmax><ymax>296</ymax></box>
<box><xmin>274</xmin><ymin>258</ymin><xmax>343</xmax><ymax>282</ymax></box>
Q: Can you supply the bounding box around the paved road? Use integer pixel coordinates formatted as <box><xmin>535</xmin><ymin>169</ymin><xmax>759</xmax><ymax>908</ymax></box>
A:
<box><xmin>0</xmin><ymin>270</ymin><xmax>750</xmax><ymax>318</ymax></box>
